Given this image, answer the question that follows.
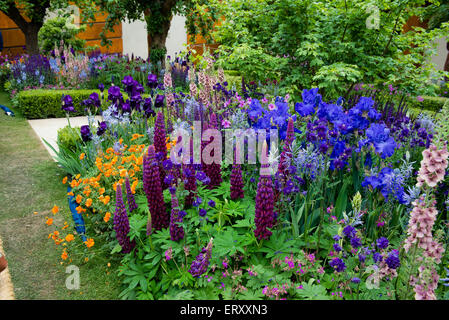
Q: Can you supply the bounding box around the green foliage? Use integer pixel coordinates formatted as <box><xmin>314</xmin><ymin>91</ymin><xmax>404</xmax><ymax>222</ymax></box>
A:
<box><xmin>17</xmin><ymin>89</ymin><xmax>102</xmax><ymax>119</ymax></box>
<box><xmin>57</xmin><ymin>125</ymin><xmax>81</xmax><ymax>152</ymax></box>
<box><xmin>408</xmin><ymin>95</ymin><xmax>448</xmax><ymax>112</ymax></box>
<box><xmin>38</xmin><ymin>16</ymin><xmax>86</xmax><ymax>54</ymax></box>
<box><xmin>212</xmin><ymin>0</ymin><xmax>449</xmax><ymax>99</ymax></box>
<box><xmin>81</xmin><ymin>0</ymin><xmax>218</xmax><ymax>54</ymax></box>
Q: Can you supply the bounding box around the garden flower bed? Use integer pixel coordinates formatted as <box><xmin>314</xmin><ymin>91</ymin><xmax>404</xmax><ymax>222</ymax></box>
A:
<box><xmin>28</xmin><ymin>54</ymin><xmax>449</xmax><ymax>300</ymax></box>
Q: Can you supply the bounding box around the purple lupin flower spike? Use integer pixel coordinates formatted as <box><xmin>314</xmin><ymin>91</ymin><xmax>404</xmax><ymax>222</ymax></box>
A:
<box><xmin>189</xmin><ymin>238</ymin><xmax>214</xmax><ymax>278</ymax></box>
<box><xmin>113</xmin><ymin>183</ymin><xmax>135</xmax><ymax>253</ymax></box>
<box><xmin>125</xmin><ymin>175</ymin><xmax>138</xmax><ymax>213</ymax></box>
<box><xmin>278</xmin><ymin>117</ymin><xmax>295</xmax><ymax>175</ymax></box>
<box><xmin>169</xmin><ymin>192</ymin><xmax>185</xmax><ymax>241</ymax></box>
<box><xmin>183</xmin><ymin>138</ymin><xmax>197</xmax><ymax>208</ymax></box>
<box><xmin>154</xmin><ymin>111</ymin><xmax>168</xmax><ymax>189</ymax></box>
<box><xmin>203</xmin><ymin>113</ymin><xmax>222</xmax><ymax>189</ymax></box>
<box><xmin>143</xmin><ymin>145</ymin><xmax>169</xmax><ymax>232</ymax></box>
<box><xmin>254</xmin><ymin>142</ymin><xmax>275</xmax><ymax>240</ymax></box>
<box><xmin>230</xmin><ymin>143</ymin><xmax>244</xmax><ymax>200</ymax></box>
<box><xmin>254</xmin><ymin>165</ymin><xmax>275</xmax><ymax>240</ymax></box>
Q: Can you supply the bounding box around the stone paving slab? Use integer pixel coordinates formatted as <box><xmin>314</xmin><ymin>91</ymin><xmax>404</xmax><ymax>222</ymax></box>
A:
<box><xmin>28</xmin><ymin>116</ymin><xmax>102</xmax><ymax>159</ymax></box>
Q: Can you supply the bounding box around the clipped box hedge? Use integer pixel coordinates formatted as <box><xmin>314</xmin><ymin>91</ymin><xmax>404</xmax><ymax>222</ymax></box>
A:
<box><xmin>408</xmin><ymin>96</ymin><xmax>448</xmax><ymax>113</ymax></box>
<box><xmin>17</xmin><ymin>89</ymin><xmax>103</xmax><ymax>119</ymax></box>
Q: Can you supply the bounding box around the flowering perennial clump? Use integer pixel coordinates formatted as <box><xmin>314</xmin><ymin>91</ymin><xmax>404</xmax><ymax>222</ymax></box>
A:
<box><xmin>403</xmin><ymin>144</ymin><xmax>448</xmax><ymax>300</ymax></box>
<box><xmin>125</xmin><ymin>175</ymin><xmax>138</xmax><ymax>213</ymax></box>
<box><xmin>143</xmin><ymin>145</ymin><xmax>169</xmax><ymax>232</ymax></box>
<box><xmin>113</xmin><ymin>183</ymin><xmax>135</xmax><ymax>253</ymax></box>
<box><xmin>203</xmin><ymin>113</ymin><xmax>222</xmax><ymax>189</ymax></box>
<box><xmin>169</xmin><ymin>192</ymin><xmax>185</xmax><ymax>242</ymax></box>
<box><xmin>230</xmin><ymin>145</ymin><xmax>244</xmax><ymax>200</ymax></box>
<box><xmin>154</xmin><ymin>112</ymin><xmax>168</xmax><ymax>188</ymax></box>
<box><xmin>254</xmin><ymin>164</ymin><xmax>275</xmax><ymax>240</ymax></box>
<box><xmin>416</xmin><ymin>144</ymin><xmax>449</xmax><ymax>188</ymax></box>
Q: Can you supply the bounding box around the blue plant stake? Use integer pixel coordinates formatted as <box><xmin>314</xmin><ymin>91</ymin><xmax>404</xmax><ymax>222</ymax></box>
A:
<box><xmin>67</xmin><ymin>186</ymin><xmax>87</xmax><ymax>242</ymax></box>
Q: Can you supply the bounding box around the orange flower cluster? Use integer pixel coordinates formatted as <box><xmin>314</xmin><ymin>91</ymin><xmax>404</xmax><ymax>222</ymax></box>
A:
<box><xmin>166</xmin><ymin>137</ymin><xmax>178</xmax><ymax>152</ymax></box>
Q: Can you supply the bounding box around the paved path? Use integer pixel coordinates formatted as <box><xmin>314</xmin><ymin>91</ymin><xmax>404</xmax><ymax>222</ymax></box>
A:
<box><xmin>28</xmin><ymin>116</ymin><xmax>102</xmax><ymax>158</ymax></box>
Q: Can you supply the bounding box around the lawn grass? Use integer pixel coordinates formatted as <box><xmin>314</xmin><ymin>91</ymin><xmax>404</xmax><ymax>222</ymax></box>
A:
<box><xmin>0</xmin><ymin>90</ymin><xmax>121</xmax><ymax>299</ymax></box>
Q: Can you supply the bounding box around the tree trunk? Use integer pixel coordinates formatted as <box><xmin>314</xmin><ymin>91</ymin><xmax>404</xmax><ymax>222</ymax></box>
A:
<box><xmin>145</xmin><ymin>0</ymin><xmax>176</xmax><ymax>65</ymax></box>
<box><xmin>25</xmin><ymin>23</ymin><xmax>42</xmax><ymax>55</ymax></box>
<box><xmin>150</xmin><ymin>17</ymin><xmax>172</xmax><ymax>51</ymax></box>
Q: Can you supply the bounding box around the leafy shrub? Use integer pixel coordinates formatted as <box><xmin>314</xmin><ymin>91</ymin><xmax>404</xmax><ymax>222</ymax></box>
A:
<box><xmin>17</xmin><ymin>89</ymin><xmax>103</xmax><ymax>119</ymax></box>
<box><xmin>57</xmin><ymin>126</ymin><xmax>81</xmax><ymax>152</ymax></box>
<box><xmin>38</xmin><ymin>17</ymin><xmax>86</xmax><ymax>55</ymax></box>
<box><xmin>408</xmin><ymin>96</ymin><xmax>448</xmax><ymax>112</ymax></box>
<box><xmin>212</xmin><ymin>0</ymin><xmax>449</xmax><ymax>100</ymax></box>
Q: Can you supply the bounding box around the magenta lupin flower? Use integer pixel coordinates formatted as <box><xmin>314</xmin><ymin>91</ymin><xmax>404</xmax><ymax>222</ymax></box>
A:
<box><xmin>183</xmin><ymin>138</ymin><xmax>197</xmax><ymax>207</ymax></box>
<box><xmin>202</xmin><ymin>113</ymin><xmax>222</xmax><ymax>189</ymax></box>
<box><xmin>278</xmin><ymin>117</ymin><xmax>295</xmax><ymax>175</ymax></box>
<box><xmin>125</xmin><ymin>175</ymin><xmax>137</xmax><ymax>213</ymax></box>
<box><xmin>230</xmin><ymin>144</ymin><xmax>244</xmax><ymax>200</ymax></box>
<box><xmin>113</xmin><ymin>183</ymin><xmax>135</xmax><ymax>253</ymax></box>
<box><xmin>169</xmin><ymin>192</ymin><xmax>185</xmax><ymax>242</ymax></box>
<box><xmin>254</xmin><ymin>162</ymin><xmax>275</xmax><ymax>241</ymax></box>
<box><xmin>154</xmin><ymin>111</ymin><xmax>168</xmax><ymax>188</ymax></box>
<box><xmin>143</xmin><ymin>145</ymin><xmax>169</xmax><ymax>232</ymax></box>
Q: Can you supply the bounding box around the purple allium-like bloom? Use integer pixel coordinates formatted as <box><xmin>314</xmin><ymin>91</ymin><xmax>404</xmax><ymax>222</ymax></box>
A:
<box><xmin>80</xmin><ymin>125</ymin><xmax>91</xmax><ymax>142</ymax></box>
<box><xmin>385</xmin><ymin>250</ymin><xmax>400</xmax><ymax>269</ymax></box>
<box><xmin>113</xmin><ymin>183</ymin><xmax>136</xmax><ymax>253</ymax></box>
<box><xmin>195</xmin><ymin>171</ymin><xmax>207</xmax><ymax>182</ymax></box>
<box><xmin>351</xmin><ymin>277</ymin><xmax>361</xmax><ymax>284</ymax></box>
<box><xmin>208</xmin><ymin>200</ymin><xmax>216</xmax><ymax>208</ymax></box>
<box><xmin>143</xmin><ymin>145</ymin><xmax>169</xmax><ymax>232</ymax></box>
<box><xmin>351</xmin><ymin>237</ymin><xmax>362</xmax><ymax>249</ymax></box>
<box><xmin>329</xmin><ymin>257</ymin><xmax>346</xmax><ymax>272</ymax></box>
<box><xmin>343</xmin><ymin>225</ymin><xmax>356</xmax><ymax>239</ymax></box>
<box><xmin>373</xmin><ymin>252</ymin><xmax>383</xmax><ymax>263</ymax></box>
<box><xmin>254</xmin><ymin>164</ymin><xmax>275</xmax><ymax>240</ymax></box>
<box><xmin>189</xmin><ymin>239</ymin><xmax>213</xmax><ymax>278</ymax></box>
<box><xmin>199</xmin><ymin>208</ymin><xmax>207</xmax><ymax>217</ymax></box>
<box><xmin>333</xmin><ymin>243</ymin><xmax>342</xmax><ymax>252</ymax></box>
<box><xmin>376</xmin><ymin>237</ymin><xmax>389</xmax><ymax>250</ymax></box>
<box><xmin>169</xmin><ymin>192</ymin><xmax>185</xmax><ymax>241</ymax></box>
<box><xmin>193</xmin><ymin>197</ymin><xmax>202</xmax><ymax>207</ymax></box>
<box><xmin>125</xmin><ymin>175</ymin><xmax>138</xmax><ymax>213</ymax></box>
<box><xmin>333</xmin><ymin>235</ymin><xmax>342</xmax><ymax>241</ymax></box>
